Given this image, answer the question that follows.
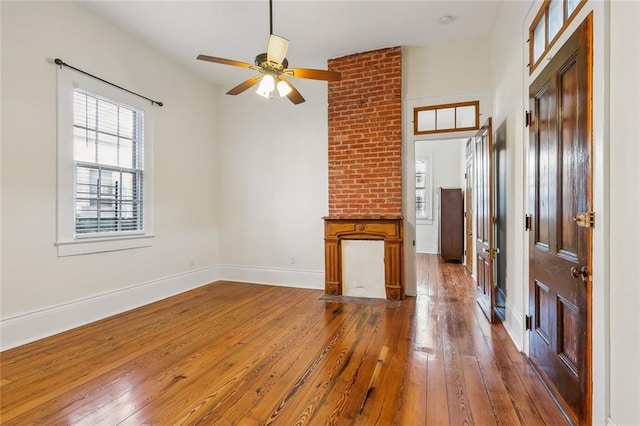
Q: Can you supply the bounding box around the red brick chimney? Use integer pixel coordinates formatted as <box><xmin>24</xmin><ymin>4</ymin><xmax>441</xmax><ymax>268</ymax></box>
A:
<box><xmin>327</xmin><ymin>46</ymin><xmax>403</xmax><ymax>216</ymax></box>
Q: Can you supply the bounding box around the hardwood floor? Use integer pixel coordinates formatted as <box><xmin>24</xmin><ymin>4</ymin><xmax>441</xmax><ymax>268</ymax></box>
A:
<box><xmin>0</xmin><ymin>254</ymin><xmax>567</xmax><ymax>425</ymax></box>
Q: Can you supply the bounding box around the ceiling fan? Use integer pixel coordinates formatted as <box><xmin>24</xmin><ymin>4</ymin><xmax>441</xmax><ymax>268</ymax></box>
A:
<box><xmin>197</xmin><ymin>0</ymin><xmax>341</xmax><ymax>105</ymax></box>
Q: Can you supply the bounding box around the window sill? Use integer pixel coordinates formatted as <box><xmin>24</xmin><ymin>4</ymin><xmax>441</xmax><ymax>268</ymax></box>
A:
<box><xmin>56</xmin><ymin>234</ymin><xmax>155</xmax><ymax>257</ymax></box>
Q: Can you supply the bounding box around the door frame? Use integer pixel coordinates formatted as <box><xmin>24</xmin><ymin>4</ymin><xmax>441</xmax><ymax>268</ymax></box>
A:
<box><xmin>464</xmin><ymin>139</ymin><xmax>474</xmax><ymax>274</ymax></box>
<box><xmin>402</xmin><ymin>92</ymin><xmax>494</xmax><ymax>297</ymax></box>
<box><xmin>522</xmin><ymin>4</ymin><xmax>606</xmax><ymax>423</ymax></box>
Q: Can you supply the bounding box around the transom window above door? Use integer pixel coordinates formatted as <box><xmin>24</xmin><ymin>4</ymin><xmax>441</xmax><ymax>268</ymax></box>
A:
<box><xmin>529</xmin><ymin>0</ymin><xmax>586</xmax><ymax>73</ymax></box>
<box><xmin>413</xmin><ymin>101</ymin><xmax>479</xmax><ymax>135</ymax></box>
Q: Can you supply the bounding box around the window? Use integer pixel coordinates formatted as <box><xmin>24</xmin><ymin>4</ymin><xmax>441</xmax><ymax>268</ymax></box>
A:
<box><xmin>57</xmin><ymin>69</ymin><xmax>154</xmax><ymax>256</ymax></box>
<box><xmin>415</xmin><ymin>154</ymin><xmax>433</xmax><ymax>221</ymax></box>
<box><xmin>529</xmin><ymin>0</ymin><xmax>586</xmax><ymax>73</ymax></box>
<box><xmin>74</xmin><ymin>90</ymin><xmax>144</xmax><ymax>235</ymax></box>
<box><xmin>414</xmin><ymin>101</ymin><xmax>479</xmax><ymax>135</ymax></box>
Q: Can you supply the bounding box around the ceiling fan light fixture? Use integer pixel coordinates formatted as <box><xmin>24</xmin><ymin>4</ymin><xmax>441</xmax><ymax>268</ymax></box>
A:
<box><xmin>276</xmin><ymin>79</ymin><xmax>292</xmax><ymax>97</ymax></box>
<box><xmin>197</xmin><ymin>0</ymin><xmax>340</xmax><ymax>105</ymax></box>
<box><xmin>256</xmin><ymin>74</ymin><xmax>276</xmax><ymax>98</ymax></box>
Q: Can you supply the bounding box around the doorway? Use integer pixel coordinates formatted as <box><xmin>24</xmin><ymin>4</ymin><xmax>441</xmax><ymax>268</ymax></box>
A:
<box><xmin>527</xmin><ymin>14</ymin><xmax>593</xmax><ymax>424</ymax></box>
<box><xmin>414</xmin><ymin>139</ymin><xmax>466</xmax><ymax>257</ymax></box>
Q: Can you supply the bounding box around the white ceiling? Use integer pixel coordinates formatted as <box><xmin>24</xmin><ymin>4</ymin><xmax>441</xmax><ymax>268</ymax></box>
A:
<box><xmin>81</xmin><ymin>0</ymin><xmax>503</xmax><ymax>88</ymax></box>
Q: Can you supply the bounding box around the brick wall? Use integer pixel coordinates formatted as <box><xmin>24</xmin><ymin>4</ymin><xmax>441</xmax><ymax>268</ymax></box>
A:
<box><xmin>327</xmin><ymin>46</ymin><xmax>403</xmax><ymax>216</ymax></box>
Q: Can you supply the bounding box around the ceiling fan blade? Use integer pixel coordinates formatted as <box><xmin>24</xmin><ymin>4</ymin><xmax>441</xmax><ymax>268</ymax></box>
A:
<box><xmin>226</xmin><ymin>75</ymin><xmax>262</xmax><ymax>95</ymax></box>
<box><xmin>284</xmin><ymin>68</ymin><xmax>341</xmax><ymax>82</ymax></box>
<box><xmin>267</xmin><ymin>34</ymin><xmax>289</xmax><ymax>65</ymax></box>
<box><xmin>285</xmin><ymin>82</ymin><xmax>305</xmax><ymax>105</ymax></box>
<box><xmin>197</xmin><ymin>54</ymin><xmax>252</xmax><ymax>68</ymax></box>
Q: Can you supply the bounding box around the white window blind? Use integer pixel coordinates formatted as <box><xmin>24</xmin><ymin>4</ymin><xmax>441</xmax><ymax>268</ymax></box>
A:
<box><xmin>73</xmin><ymin>90</ymin><xmax>144</xmax><ymax>235</ymax></box>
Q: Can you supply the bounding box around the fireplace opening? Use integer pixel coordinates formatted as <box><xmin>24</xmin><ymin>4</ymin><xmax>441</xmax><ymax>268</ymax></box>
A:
<box><xmin>342</xmin><ymin>240</ymin><xmax>386</xmax><ymax>298</ymax></box>
<box><xmin>323</xmin><ymin>216</ymin><xmax>404</xmax><ymax>300</ymax></box>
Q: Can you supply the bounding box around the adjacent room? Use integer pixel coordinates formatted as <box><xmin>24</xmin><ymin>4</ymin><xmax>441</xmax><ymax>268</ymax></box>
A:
<box><xmin>1</xmin><ymin>1</ymin><xmax>639</xmax><ymax>424</ymax></box>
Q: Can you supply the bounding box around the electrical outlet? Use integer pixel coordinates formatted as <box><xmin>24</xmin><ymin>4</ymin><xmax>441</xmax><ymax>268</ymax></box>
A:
<box><xmin>289</xmin><ymin>256</ymin><xmax>296</xmax><ymax>264</ymax></box>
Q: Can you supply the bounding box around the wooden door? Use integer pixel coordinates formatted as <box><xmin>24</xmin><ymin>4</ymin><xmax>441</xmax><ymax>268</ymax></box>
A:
<box><xmin>475</xmin><ymin>118</ymin><xmax>496</xmax><ymax>323</ymax></box>
<box><xmin>494</xmin><ymin>121</ymin><xmax>507</xmax><ymax>320</ymax></box>
<box><xmin>528</xmin><ymin>15</ymin><xmax>592</xmax><ymax>425</ymax></box>
<box><xmin>465</xmin><ymin>144</ymin><xmax>473</xmax><ymax>273</ymax></box>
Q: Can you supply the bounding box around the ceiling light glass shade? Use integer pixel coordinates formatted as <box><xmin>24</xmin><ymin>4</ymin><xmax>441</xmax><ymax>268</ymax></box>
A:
<box><xmin>256</xmin><ymin>74</ymin><xmax>275</xmax><ymax>98</ymax></box>
<box><xmin>276</xmin><ymin>79</ymin><xmax>292</xmax><ymax>97</ymax></box>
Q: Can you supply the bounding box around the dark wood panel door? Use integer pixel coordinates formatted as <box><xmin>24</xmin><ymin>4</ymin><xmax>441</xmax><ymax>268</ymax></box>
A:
<box><xmin>494</xmin><ymin>121</ymin><xmax>507</xmax><ymax>321</ymax></box>
<box><xmin>528</xmin><ymin>15</ymin><xmax>592</xmax><ymax>425</ymax></box>
<box><xmin>475</xmin><ymin>118</ymin><xmax>496</xmax><ymax>323</ymax></box>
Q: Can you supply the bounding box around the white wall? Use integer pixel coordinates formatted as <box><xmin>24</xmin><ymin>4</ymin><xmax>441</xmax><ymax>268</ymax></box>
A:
<box><xmin>415</xmin><ymin>139</ymin><xmax>465</xmax><ymax>254</ymax></box>
<box><xmin>405</xmin><ymin>38</ymin><xmax>492</xmax><ymax>99</ymax></box>
<box><xmin>609</xmin><ymin>1</ymin><xmax>640</xmax><ymax>424</ymax></box>
<box><xmin>1</xmin><ymin>2</ymin><xmax>219</xmax><ymax>348</ymax></box>
<box><xmin>216</xmin><ymin>80</ymin><xmax>327</xmax><ymax>288</ymax></box>
<box><xmin>489</xmin><ymin>0</ymin><xmax>531</xmax><ymax>353</ymax></box>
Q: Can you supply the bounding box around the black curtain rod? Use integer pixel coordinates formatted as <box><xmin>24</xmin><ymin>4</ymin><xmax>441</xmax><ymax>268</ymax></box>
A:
<box><xmin>54</xmin><ymin>58</ymin><xmax>164</xmax><ymax>107</ymax></box>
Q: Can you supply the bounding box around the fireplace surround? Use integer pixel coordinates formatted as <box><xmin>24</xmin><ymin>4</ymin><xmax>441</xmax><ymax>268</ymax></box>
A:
<box><xmin>323</xmin><ymin>216</ymin><xmax>404</xmax><ymax>300</ymax></box>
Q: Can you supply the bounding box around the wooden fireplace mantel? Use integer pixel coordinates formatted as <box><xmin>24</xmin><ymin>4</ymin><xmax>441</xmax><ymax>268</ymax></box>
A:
<box><xmin>323</xmin><ymin>216</ymin><xmax>404</xmax><ymax>300</ymax></box>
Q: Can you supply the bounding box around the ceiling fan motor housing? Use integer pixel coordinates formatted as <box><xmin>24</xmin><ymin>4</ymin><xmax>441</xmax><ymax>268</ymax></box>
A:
<box><xmin>255</xmin><ymin>52</ymin><xmax>288</xmax><ymax>68</ymax></box>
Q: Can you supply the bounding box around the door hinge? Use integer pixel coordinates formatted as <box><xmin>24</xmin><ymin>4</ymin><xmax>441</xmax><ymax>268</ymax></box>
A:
<box><xmin>525</xmin><ymin>315</ymin><xmax>533</xmax><ymax>331</ymax></box>
<box><xmin>573</xmin><ymin>211</ymin><xmax>595</xmax><ymax>228</ymax></box>
<box><xmin>525</xmin><ymin>111</ymin><xmax>532</xmax><ymax>127</ymax></box>
<box><xmin>525</xmin><ymin>214</ymin><xmax>532</xmax><ymax>231</ymax></box>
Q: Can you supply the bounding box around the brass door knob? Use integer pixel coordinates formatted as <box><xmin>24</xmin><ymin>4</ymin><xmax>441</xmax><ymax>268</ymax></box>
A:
<box><xmin>570</xmin><ymin>266</ymin><xmax>589</xmax><ymax>284</ymax></box>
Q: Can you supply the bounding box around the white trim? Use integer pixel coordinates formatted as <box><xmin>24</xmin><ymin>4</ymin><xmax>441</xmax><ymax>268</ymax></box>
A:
<box><xmin>504</xmin><ymin>302</ymin><xmax>524</xmax><ymax>352</ymax></box>
<box><xmin>218</xmin><ymin>264</ymin><xmax>324</xmax><ymax>290</ymax></box>
<box><xmin>56</xmin><ymin>234</ymin><xmax>155</xmax><ymax>256</ymax></box>
<box><xmin>0</xmin><ymin>266</ymin><xmax>219</xmax><ymax>351</ymax></box>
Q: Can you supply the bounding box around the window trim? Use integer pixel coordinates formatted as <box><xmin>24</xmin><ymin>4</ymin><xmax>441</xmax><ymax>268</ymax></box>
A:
<box><xmin>56</xmin><ymin>68</ymin><xmax>154</xmax><ymax>256</ymax></box>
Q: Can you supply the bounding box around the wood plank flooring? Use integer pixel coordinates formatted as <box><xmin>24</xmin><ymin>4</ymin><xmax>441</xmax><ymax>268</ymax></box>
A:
<box><xmin>0</xmin><ymin>254</ymin><xmax>567</xmax><ymax>425</ymax></box>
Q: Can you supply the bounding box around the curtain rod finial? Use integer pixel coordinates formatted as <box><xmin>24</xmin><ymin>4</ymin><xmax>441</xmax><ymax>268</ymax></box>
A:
<box><xmin>54</xmin><ymin>58</ymin><xmax>64</xmax><ymax>66</ymax></box>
